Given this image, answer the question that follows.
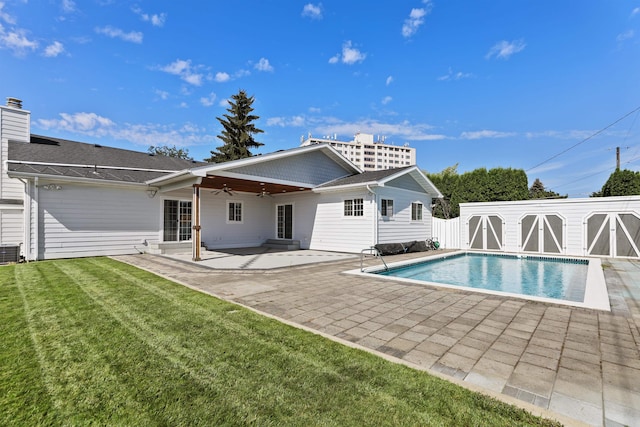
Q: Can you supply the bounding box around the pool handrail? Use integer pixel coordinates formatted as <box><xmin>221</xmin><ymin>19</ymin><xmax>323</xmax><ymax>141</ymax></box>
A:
<box><xmin>360</xmin><ymin>247</ymin><xmax>388</xmax><ymax>272</ymax></box>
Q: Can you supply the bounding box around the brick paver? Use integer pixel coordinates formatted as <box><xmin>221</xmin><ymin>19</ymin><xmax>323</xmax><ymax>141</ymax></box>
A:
<box><xmin>114</xmin><ymin>252</ymin><xmax>640</xmax><ymax>427</ymax></box>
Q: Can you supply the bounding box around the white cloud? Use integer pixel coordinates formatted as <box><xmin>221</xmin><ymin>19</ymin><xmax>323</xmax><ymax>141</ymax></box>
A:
<box><xmin>132</xmin><ymin>7</ymin><xmax>167</xmax><ymax>27</ymax></box>
<box><xmin>95</xmin><ymin>26</ymin><xmax>143</xmax><ymax>43</ymax></box>
<box><xmin>0</xmin><ymin>2</ymin><xmax>16</xmax><ymax>24</ymax></box>
<box><xmin>485</xmin><ymin>39</ymin><xmax>526</xmax><ymax>60</ymax></box>
<box><xmin>154</xmin><ymin>89</ymin><xmax>169</xmax><ymax>100</ymax></box>
<box><xmin>37</xmin><ymin>112</ymin><xmax>211</xmax><ymax>147</ymax></box>
<box><xmin>266</xmin><ymin>115</ymin><xmax>445</xmax><ymax>141</ymax></box>
<box><xmin>182</xmin><ymin>73</ymin><xmax>202</xmax><ymax>86</ymax></box>
<box><xmin>254</xmin><ymin>57</ymin><xmax>274</xmax><ymax>72</ymax></box>
<box><xmin>61</xmin><ymin>0</ymin><xmax>76</xmax><ymax>13</ymax></box>
<box><xmin>524</xmin><ymin>130</ymin><xmax>598</xmax><ymax>140</ymax></box>
<box><xmin>632</xmin><ymin>7</ymin><xmax>640</xmax><ymax>17</ymax></box>
<box><xmin>459</xmin><ymin>130</ymin><xmax>517</xmax><ymax>140</ymax></box>
<box><xmin>38</xmin><ymin>112</ymin><xmax>115</xmax><ymax>134</ymax></box>
<box><xmin>330</xmin><ymin>40</ymin><xmax>366</xmax><ymax>65</ymax></box>
<box><xmin>215</xmin><ymin>71</ymin><xmax>230</xmax><ymax>82</ymax></box>
<box><xmin>302</xmin><ymin>3</ymin><xmax>322</xmax><ymax>19</ymax></box>
<box><xmin>617</xmin><ymin>29</ymin><xmax>635</xmax><ymax>42</ymax></box>
<box><xmin>381</xmin><ymin>96</ymin><xmax>392</xmax><ymax>105</ymax></box>
<box><xmin>0</xmin><ymin>25</ymin><xmax>38</xmax><ymax>55</ymax></box>
<box><xmin>43</xmin><ymin>41</ymin><xmax>65</xmax><ymax>57</ymax></box>
<box><xmin>386</xmin><ymin>76</ymin><xmax>394</xmax><ymax>86</ymax></box>
<box><xmin>402</xmin><ymin>2</ymin><xmax>433</xmax><ymax>38</ymax></box>
<box><xmin>437</xmin><ymin>67</ymin><xmax>473</xmax><ymax>81</ymax></box>
<box><xmin>159</xmin><ymin>59</ymin><xmax>204</xmax><ymax>86</ymax></box>
<box><xmin>200</xmin><ymin>92</ymin><xmax>217</xmax><ymax>107</ymax></box>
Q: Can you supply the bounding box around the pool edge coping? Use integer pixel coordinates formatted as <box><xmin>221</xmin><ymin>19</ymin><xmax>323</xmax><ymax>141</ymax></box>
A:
<box><xmin>346</xmin><ymin>250</ymin><xmax>611</xmax><ymax>312</ymax></box>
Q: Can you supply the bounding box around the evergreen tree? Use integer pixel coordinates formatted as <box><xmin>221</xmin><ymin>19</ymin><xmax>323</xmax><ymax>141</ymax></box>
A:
<box><xmin>206</xmin><ymin>90</ymin><xmax>264</xmax><ymax>163</ymax></box>
<box><xmin>597</xmin><ymin>169</ymin><xmax>640</xmax><ymax>196</ymax></box>
<box><xmin>147</xmin><ymin>145</ymin><xmax>191</xmax><ymax>160</ymax></box>
<box><xmin>447</xmin><ymin>167</ymin><xmax>529</xmax><ymax>217</ymax></box>
<box><xmin>528</xmin><ymin>178</ymin><xmax>567</xmax><ymax>199</ymax></box>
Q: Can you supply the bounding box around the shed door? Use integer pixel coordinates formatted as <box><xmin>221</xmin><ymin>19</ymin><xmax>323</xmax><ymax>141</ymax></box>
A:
<box><xmin>521</xmin><ymin>214</ymin><xmax>563</xmax><ymax>254</ymax></box>
<box><xmin>468</xmin><ymin>215</ymin><xmax>503</xmax><ymax>251</ymax></box>
<box><xmin>587</xmin><ymin>213</ymin><xmax>640</xmax><ymax>258</ymax></box>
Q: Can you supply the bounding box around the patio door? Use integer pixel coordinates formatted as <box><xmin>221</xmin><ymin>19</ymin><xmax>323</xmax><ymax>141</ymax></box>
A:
<box><xmin>163</xmin><ymin>200</ymin><xmax>192</xmax><ymax>242</ymax></box>
<box><xmin>276</xmin><ymin>204</ymin><xmax>293</xmax><ymax>239</ymax></box>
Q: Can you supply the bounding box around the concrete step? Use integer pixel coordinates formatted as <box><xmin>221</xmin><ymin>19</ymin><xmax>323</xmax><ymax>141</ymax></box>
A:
<box><xmin>262</xmin><ymin>239</ymin><xmax>300</xmax><ymax>251</ymax></box>
<box><xmin>146</xmin><ymin>241</ymin><xmax>192</xmax><ymax>255</ymax></box>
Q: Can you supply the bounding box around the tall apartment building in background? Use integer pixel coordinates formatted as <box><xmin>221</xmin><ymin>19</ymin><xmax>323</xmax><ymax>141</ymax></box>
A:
<box><xmin>300</xmin><ymin>132</ymin><xmax>416</xmax><ymax>171</ymax></box>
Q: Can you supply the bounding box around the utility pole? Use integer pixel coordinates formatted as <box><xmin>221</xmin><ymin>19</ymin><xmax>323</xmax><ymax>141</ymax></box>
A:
<box><xmin>616</xmin><ymin>146</ymin><xmax>620</xmax><ymax>170</ymax></box>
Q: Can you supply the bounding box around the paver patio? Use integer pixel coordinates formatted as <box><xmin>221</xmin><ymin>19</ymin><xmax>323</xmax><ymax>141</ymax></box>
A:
<box><xmin>114</xmin><ymin>251</ymin><xmax>640</xmax><ymax>427</ymax></box>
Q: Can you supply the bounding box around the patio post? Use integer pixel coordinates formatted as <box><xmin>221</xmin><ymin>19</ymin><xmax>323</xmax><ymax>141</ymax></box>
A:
<box><xmin>192</xmin><ymin>185</ymin><xmax>201</xmax><ymax>261</ymax></box>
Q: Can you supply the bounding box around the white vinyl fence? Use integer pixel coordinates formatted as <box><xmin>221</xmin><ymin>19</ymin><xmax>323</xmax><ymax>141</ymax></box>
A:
<box><xmin>432</xmin><ymin>217</ymin><xmax>460</xmax><ymax>249</ymax></box>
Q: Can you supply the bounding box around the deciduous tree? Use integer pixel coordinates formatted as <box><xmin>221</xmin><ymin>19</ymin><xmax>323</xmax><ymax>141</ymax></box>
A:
<box><xmin>147</xmin><ymin>145</ymin><xmax>191</xmax><ymax>160</ymax></box>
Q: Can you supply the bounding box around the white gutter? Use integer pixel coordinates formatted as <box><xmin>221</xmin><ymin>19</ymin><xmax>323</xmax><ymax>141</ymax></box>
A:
<box><xmin>313</xmin><ymin>181</ymin><xmax>381</xmax><ymax>193</ymax></box>
<box><xmin>8</xmin><ymin>171</ymin><xmax>152</xmax><ymax>189</ymax></box>
<box><xmin>7</xmin><ymin>159</ymin><xmax>179</xmax><ymax>174</ymax></box>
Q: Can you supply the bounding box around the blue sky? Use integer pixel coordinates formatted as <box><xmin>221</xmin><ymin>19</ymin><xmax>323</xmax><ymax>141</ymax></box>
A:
<box><xmin>1</xmin><ymin>0</ymin><xmax>639</xmax><ymax>197</ymax></box>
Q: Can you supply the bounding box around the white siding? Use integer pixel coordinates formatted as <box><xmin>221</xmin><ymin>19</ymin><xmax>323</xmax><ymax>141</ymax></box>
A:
<box><xmin>37</xmin><ymin>184</ymin><xmax>160</xmax><ymax>259</ymax></box>
<box><xmin>376</xmin><ymin>187</ymin><xmax>432</xmax><ymax>244</ymax></box>
<box><xmin>308</xmin><ymin>190</ymin><xmax>374</xmax><ymax>253</ymax></box>
<box><xmin>199</xmin><ymin>192</ymin><xmax>273</xmax><ymax>249</ymax></box>
<box><xmin>1</xmin><ymin>106</ymin><xmax>29</xmax><ymax>201</ymax></box>
<box><xmin>276</xmin><ymin>192</ymin><xmax>322</xmax><ymax>250</ymax></box>
<box><xmin>229</xmin><ymin>150</ymin><xmax>352</xmax><ymax>186</ymax></box>
<box><xmin>0</xmin><ymin>206</ymin><xmax>23</xmax><ymax>245</ymax></box>
<box><xmin>460</xmin><ymin>196</ymin><xmax>640</xmax><ymax>257</ymax></box>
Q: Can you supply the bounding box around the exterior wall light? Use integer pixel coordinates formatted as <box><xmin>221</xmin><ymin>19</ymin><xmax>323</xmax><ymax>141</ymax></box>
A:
<box><xmin>41</xmin><ymin>184</ymin><xmax>62</xmax><ymax>191</ymax></box>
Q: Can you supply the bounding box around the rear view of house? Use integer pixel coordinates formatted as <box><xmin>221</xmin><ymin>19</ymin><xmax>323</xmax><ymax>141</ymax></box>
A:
<box><xmin>0</xmin><ymin>98</ymin><xmax>442</xmax><ymax>262</ymax></box>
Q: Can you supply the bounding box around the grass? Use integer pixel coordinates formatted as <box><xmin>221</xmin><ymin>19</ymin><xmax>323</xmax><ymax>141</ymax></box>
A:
<box><xmin>0</xmin><ymin>257</ymin><xmax>560</xmax><ymax>426</ymax></box>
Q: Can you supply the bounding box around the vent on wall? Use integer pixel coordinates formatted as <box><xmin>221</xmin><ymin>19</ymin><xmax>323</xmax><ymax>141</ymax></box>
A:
<box><xmin>0</xmin><ymin>244</ymin><xmax>21</xmax><ymax>264</ymax></box>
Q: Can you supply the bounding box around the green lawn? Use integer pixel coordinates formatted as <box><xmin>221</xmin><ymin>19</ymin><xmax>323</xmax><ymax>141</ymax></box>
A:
<box><xmin>0</xmin><ymin>258</ymin><xmax>560</xmax><ymax>426</ymax></box>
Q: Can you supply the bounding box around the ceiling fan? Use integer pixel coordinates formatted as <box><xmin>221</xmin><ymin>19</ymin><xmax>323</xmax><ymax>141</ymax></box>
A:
<box><xmin>212</xmin><ymin>184</ymin><xmax>234</xmax><ymax>196</ymax></box>
<box><xmin>256</xmin><ymin>188</ymin><xmax>273</xmax><ymax>198</ymax></box>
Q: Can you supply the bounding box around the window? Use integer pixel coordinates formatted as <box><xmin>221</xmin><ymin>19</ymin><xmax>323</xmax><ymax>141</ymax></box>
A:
<box><xmin>227</xmin><ymin>201</ymin><xmax>243</xmax><ymax>223</ymax></box>
<box><xmin>411</xmin><ymin>202</ymin><xmax>423</xmax><ymax>221</ymax></box>
<box><xmin>344</xmin><ymin>198</ymin><xmax>364</xmax><ymax>217</ymax></box>
<box><xmin>381</xmin><ymin>199</ymin><xmax>393</xmax><ymax>217</ymax></box>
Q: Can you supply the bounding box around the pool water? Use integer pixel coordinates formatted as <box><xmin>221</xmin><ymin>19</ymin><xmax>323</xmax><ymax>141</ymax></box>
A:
<box><xmin>378</xmin><ymin>253</ymin><xmax>588</xmax><ymax>302</ymax></box>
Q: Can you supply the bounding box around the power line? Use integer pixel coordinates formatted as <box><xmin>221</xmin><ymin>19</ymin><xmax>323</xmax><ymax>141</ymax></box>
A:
<box><xmin>526</xmin><ymin>105</ymin><xmax>640</xmax><ymax>172</ymax></box>
<box><xmin>550</xmin><ymin>152</ymin><xmax>640</xmax><ymax>194</ymax></box>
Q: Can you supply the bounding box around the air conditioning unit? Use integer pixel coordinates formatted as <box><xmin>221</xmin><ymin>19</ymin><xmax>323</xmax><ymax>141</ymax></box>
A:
<box><xmin>0</xmin><ymin>244</ymin><xmax>21</xmax><ymax>264</ymax></box>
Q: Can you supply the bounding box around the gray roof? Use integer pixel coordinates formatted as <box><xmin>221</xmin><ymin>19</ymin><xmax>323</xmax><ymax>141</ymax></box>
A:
<box><xmin>316</xmin><ymin>166</ymin><xmax>414</xmax><ymax>188</ymax></box>
<box><xmin>8</xmin><ymin>134</ymin><xmax>205</xmax><ymax>184</ymax></box>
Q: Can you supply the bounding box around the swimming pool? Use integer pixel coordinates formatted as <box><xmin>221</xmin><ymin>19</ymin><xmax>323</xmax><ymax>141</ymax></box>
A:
<box><xmin>351</xmin><ymin>251</ymin><xmax>610</xmax><ymax>311</ymax></box>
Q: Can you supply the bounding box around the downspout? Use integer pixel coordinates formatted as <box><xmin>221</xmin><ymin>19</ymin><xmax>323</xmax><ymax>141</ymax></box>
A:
<box><xmin>366</xmin><ymin>185</ymin><xmax>378</xmax><ymax>247</ymax></box>
<box><xmin>17</xmin><ymin>177</ymin><xmax>34</xmax><ymax>261</ymax></box>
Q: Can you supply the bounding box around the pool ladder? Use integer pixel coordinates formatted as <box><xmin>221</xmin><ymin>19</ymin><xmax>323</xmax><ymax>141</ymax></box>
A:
<box><xmin>360</xmin><ymin>247</ymin><xmax>388</xmax><ymax>272</ymax></box>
